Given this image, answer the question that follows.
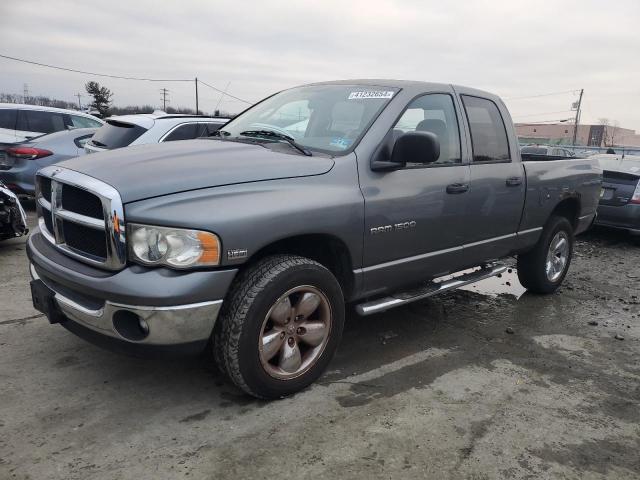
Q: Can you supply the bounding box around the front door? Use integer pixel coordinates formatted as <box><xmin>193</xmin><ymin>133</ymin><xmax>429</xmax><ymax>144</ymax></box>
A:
<box><xmin>360</xmin><ymin>93</ymin><xmax>471</xmax><ymax>296</ymax></box>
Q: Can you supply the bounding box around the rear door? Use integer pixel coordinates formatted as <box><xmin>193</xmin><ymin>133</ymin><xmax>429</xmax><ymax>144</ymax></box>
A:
<box><xmin>459</xmin><ymin>94</ymin><xmax>525</xmax><ymax>262</ymax></box>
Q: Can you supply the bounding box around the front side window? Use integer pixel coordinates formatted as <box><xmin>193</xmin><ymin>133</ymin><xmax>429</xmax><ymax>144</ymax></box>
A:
<box><xmin>220</xmin><ymin>84</ymin><xmax>399</xmax><ymax>155</ymax></box>
<box><xmin>197</xmin><ymin>122</ymin><xmax>224</xmax><ymax>137</ymax></box>
<box><xmin>392</xmin><ymin>93</ymin><xmax>461</xmax><ymax>166</ymax></box>
<box><xmin>461</xmin><ymin>95</ymin><xmax>510</xmax><ymax>162</ymax></box>
<box><xmin>163</xmin><ymin>123</ymin><xmax>199</xmax><ymax>142</ymax></box>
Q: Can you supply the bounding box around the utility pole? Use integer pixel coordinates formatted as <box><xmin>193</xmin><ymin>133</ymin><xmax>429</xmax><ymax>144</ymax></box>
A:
<box><xmin>195</xmin><ymin>77</ymin><xmax>199</xmax><ymax>115</ymax></box>
<box><xmin>160</xmin><ymin>88</ymin><xmax>169</xmax><ymax>111</ymax></box>
<box><xmin>571</xmin><ymin>89</ymin><xmax>584</xmax><ymax>146</ymax></box>
<box><xmin>75</xmin><ymin>93</ymin><xmax>83</xmax><ymax>109</ymax></box>
<box><xmin>23</xmin><ymin>83</ymin><xmax>29</xmax><ymax>104</ymax></box>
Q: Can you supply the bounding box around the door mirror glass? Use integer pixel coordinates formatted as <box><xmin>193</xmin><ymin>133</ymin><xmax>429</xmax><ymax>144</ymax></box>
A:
<box><xmin>391</xmin><ymin>131</ymin><xmax>440</xmax><ymax>166</ymax></box>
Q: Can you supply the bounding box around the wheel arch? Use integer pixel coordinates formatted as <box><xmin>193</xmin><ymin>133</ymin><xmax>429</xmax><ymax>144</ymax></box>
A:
<box><xmin>244</xmin><ymin>233</ymin><xmax>355</xmax><ymax>299</ymax></box>
<box><xmin>550</xmin><ymin>196</ymin><xmax>581</xmax><ymax>231</ymax></box>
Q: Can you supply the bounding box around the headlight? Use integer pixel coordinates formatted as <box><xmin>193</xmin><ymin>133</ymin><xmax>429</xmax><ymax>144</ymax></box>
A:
<box><xmin>128</xmin><ymin>223</ymin><xmax>220</xmax><ymax>268</ymax></box>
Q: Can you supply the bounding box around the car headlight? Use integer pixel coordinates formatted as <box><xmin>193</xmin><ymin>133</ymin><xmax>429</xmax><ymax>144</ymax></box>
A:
<box><xmin>128</xmin><ymin>223</ymin><xmax>220</xmax><ymax>268</ymax></box>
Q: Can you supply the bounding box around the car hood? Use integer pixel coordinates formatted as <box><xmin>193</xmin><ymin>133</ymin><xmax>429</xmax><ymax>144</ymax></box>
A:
<box><xmin>58</xmin><ymin>139</ymin><xmax>335</xmax><ymax>203</ymax></box>
<box><xmin>594</xmin><ymin>154</ymin><xmax>640</xmax><ymax>177</ymax></box>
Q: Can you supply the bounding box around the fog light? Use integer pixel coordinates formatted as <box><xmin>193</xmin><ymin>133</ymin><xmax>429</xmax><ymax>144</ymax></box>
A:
<box><xmin>112</xmin><ymin>310</ymin><xmax>149</xmax><ymax>341</ymax></box>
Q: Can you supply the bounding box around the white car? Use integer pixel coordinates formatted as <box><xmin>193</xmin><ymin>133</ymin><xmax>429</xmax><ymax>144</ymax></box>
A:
<box><xmin>0</xmin><ymin>103</ymin><xmax>104</xmax><ymax>144</ymax></box>
<box><xmin>84</xmin><ymin>112</ymin><xmax>230</xmax><ymax>153</ymax></box>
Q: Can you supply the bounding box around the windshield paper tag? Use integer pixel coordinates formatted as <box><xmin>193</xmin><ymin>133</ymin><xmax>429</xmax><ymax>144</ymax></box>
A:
<box><xmin>348</xmin><ymin>90</ymin><xmax>395</xmax><ymax>100</ymax></box>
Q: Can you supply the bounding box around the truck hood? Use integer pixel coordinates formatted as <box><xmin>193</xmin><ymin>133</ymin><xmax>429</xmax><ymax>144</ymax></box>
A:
<box><xmin>59</xmin><ymin>139</ymin><xmax>335</xmax><ymax>203</ymax></box>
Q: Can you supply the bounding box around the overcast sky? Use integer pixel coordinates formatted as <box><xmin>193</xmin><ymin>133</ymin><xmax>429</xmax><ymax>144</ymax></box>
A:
<box><xmin>1</xmin><ymin>0</ymin><xmax>639</xmax><ymax>130</ymax></box>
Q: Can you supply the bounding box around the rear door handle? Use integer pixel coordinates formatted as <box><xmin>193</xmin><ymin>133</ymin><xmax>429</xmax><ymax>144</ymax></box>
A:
<box><xmin>446</xmin><ymin>183</ymin><xmax>469</xmax><ymax>194</ymax></box>
<box><xmin>506</xmin><ymin>176</ymin><xmax>522</xmax><ymax>187</ymax></box>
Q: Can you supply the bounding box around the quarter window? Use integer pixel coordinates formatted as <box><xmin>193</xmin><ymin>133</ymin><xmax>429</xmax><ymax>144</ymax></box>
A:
<box><xmin>461</xmin><ymin>96</ymin><xmax>510</xmax><ymax>162</ymax></box>
<box><xmin>392</xmin><ymin>94</ymin><xmax>461</xmax><ymax>166</ymax></box>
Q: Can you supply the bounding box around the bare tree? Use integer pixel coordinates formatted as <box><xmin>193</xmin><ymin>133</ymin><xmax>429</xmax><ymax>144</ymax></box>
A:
<box><xmin>598</xmin><ymin>118</ymin><xmax>612</xmax><ymax>146</ymax></box>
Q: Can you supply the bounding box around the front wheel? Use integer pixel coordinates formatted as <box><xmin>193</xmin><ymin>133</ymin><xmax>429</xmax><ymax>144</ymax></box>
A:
<box><xmin>213</xmin><ymin>255</ymin><xmax>345</xmax><ymax>399</ymax></box>
<box><xmin>517</xmin><ymin>215</ymin><xmax>574</xmax><ymax>294</ymax></box>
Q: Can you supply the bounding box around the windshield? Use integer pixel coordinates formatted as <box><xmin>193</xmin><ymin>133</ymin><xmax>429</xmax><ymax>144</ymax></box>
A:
<box><xmin>220</xmin><ymin>84</ymin><xmax>399</xmax><ymax>155</ymax></box>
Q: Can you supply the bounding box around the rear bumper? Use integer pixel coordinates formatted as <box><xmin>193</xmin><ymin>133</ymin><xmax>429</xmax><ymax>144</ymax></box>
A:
<box><xmin>575</xmin><ymin>212</ymin><xmax>597</xmax><ymax>235</ymax></box>
<box><xmin>0</xmin><ymin>165</ymin><xmax>37</xmax><ymax>196</ymax></box>
<box><xmin>596</xmin><ymin>203</ymin><xmax>640</xmax><ymax>233</ymax></box>
<box><xmin>27</xmin><ymin>230</ymin><xmax>238</xmax><ymax>354</ymax></box>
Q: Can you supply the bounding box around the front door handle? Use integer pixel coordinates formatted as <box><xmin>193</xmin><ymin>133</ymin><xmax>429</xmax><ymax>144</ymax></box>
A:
<box><xmin>506</xmin><ymin>176</ymin><xmax>522</xmax><ymax>187</ymax></box>
<box><xmin>446</xmin><ymin>183</ymin><xmax>469</xmax><ymax>194</ymax></box>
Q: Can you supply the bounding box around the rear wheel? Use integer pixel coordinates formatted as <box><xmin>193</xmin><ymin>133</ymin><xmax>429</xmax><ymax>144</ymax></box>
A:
<box><xmin>517</xmin><ymin>215</ymin><xmax>574</xmax><ymax>294</ymax></box>
<box><xmin>213</xmin><ymin>254</ymin><xmax>344</xmax><ymax>399</ymax></box>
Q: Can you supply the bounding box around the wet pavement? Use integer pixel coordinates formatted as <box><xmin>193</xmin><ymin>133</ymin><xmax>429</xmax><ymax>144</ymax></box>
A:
<box><xmin>1</xmin><ymin>211</ymin><xmax>639</xmax><ymax>479</ymax></box>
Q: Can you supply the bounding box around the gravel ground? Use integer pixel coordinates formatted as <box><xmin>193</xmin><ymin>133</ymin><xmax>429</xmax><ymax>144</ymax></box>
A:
<box><xmin>1</xmin><ymin>209</ymin><xmax>639</xmax><ymax>480</ymax></box>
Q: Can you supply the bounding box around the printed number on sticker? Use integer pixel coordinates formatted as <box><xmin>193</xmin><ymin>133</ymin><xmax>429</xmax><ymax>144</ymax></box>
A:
<box><xmin>348</xmin><ymin>91</ymin><xmax>395</xmax><ymax>100</ymax></box>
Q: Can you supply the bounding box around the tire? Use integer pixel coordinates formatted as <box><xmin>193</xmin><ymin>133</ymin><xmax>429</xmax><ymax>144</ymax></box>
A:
<box><xmin>517</xmin><ymin>215</ymin><xmax>574</xmax><ymax>294</ymax></box>
<box><xmin>212</xmin><ymin>254</ymin><xmax>345</xmax><ymax>399</ymax></box>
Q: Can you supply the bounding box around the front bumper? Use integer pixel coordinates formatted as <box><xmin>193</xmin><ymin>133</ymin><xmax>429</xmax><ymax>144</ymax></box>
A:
<box><xmin>27</xmin><ymin>231</ymin><xmax>238</xmax><ymax>354</ymax></box>
<box><xmin>596</xmin><ymin>203</ymin><xmax>640</xmax><ymax>234</ymax></box>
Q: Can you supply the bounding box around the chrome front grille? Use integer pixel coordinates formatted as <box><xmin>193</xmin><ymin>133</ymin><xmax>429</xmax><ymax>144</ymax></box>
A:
<box><xmin>35</xmin><ymin>166</ymin><xmax>126</xmax><ymax>270</ymax></box>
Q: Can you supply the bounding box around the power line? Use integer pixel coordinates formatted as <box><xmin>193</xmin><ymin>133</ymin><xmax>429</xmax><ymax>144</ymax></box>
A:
<box><xmin>513</xmin><ymin>110</ymin><xmax>574</xmax><ymax>119</ymax></box>
<box><xmin>504</xmin><ymin>89</ymin><xmax>578</xmax><ymax>100</ymax></box>
<box><xmin>0</xmin><ymin>52</ymin><xmax>254</xmax><ymax>111</ymax></box>
<box><xmin>198</xmin><ymin>79</ymin><xmax>252</xmax><ymax>104</ymax></box>
<box><xmin>0</xmin><ymin>53</ymin><xmax>192</xmax><ymax>82</ymax></box>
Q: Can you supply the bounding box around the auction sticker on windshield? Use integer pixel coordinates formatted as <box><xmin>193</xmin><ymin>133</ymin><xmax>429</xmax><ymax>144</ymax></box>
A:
<box><xmin>348</xmin><ymin>90</ymin><xmax>395</xmax><ymax>100</ymax></box>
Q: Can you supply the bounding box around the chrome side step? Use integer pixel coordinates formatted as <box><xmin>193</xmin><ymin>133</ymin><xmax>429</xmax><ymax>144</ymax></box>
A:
<box><xmin>355</xmin><ymin>264</ymin><xmax>507</xmax><ymax>316</ymax></box>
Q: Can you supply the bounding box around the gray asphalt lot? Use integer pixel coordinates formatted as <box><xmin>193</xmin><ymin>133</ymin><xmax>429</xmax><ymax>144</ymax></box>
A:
<box><xmin>1</xmin><ymin>208</ymin><xmax>639</xmax><ymax>479</ymax></box>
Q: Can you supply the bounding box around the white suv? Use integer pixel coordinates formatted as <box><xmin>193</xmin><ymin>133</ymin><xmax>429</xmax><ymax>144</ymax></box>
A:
<box><xmin>0</xmin><ymin>103</ymin><xmax>104</xmax><ymax>144</ymax></box>
<box><xmin>84</xmin><ymin>112</ymin><xmax>229</xmax><ymax>153</ymax></box>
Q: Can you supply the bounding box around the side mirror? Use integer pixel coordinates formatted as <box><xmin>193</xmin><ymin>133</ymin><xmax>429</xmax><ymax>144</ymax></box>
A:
<box><xmin>391</xmin><ymin>131</ymin><xmax>440</xmax><ymax>166</ymax></box>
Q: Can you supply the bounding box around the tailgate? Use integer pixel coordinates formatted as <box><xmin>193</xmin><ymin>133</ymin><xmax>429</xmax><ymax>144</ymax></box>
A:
<box><xmin>600</xmin><ymin>170</ymin><xmax>639</xmax><ymax>206</ymax></box>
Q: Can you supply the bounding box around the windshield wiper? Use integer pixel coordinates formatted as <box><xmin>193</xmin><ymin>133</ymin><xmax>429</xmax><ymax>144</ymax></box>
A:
<box><xmin>239</xmin><ymin>130</ymin><xmax>312</xmax><ymax>156</ymax></box>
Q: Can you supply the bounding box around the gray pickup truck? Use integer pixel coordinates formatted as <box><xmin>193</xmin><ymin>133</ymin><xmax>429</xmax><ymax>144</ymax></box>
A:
<box><xmin>27</xmin><ymin>80</ymin><xmax>601</xmax><ymax>398</ymax></box>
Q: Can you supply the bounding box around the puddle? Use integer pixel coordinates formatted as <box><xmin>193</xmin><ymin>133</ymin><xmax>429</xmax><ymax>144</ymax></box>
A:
<box><xmin>460</xmin><ymin>268</ymin><xmax>527</xmax><ymax>299</ymax></box>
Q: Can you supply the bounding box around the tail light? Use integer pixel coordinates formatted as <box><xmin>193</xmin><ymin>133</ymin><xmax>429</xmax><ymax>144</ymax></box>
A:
<box><xmin>6</xmin><ymin>147</ymin><xmax>53</xmax><ymax>160</ymax></box>
<box><xmin>631</xmin><ymin>181</ymin><xmax>640</xmax><ymax>204</ymax></box>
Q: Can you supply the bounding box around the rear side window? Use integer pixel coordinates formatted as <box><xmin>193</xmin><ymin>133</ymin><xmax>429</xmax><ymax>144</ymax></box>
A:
<box><xmin>17</xmin><ymin>110</ymin><xmax>67</xmax><ymax>134</ymax></box>
<box><xmin>393</xmin><ymin>93</ymin><xmax>461</xmax><ymax>166</ymax></box>
<box><xmin>0</xmin><ymin>109</ymin><xmax>17</xmax><ymax>130</ymax></box>
<box><xmin>162</xmin><ymin>123</ymin><xmax>199</xmax><ymax>142</ymax></box>
<box><xmin>90</xmin><ymin>120</ymin><xmax>148</xmax><ymax>149</ymax></box>
<box><xmin>71</xmin><ymin>115</ymin><xmax>102</xmax><ymax>128</ymax></box>
<box><xmin>521</xmin><ymin>147</ymin><xmax>547</xmax><ymax>155</ymax></box>
<box><xmin>461</xmin><ymin>95</ymin><xmax>510</xmax><ymax>162</ymax></box>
